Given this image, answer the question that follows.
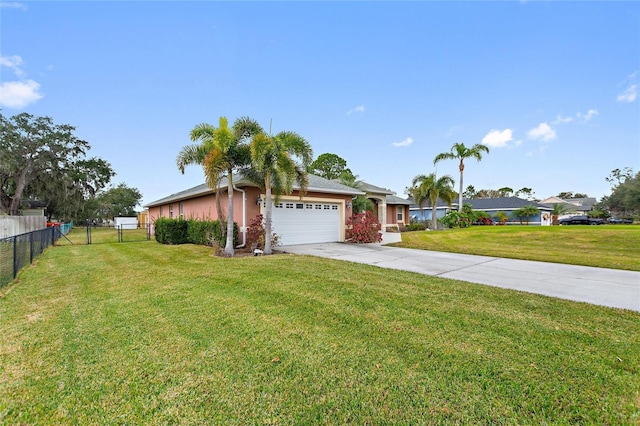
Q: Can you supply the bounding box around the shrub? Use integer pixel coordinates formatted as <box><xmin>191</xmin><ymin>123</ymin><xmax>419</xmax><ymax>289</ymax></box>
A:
<box><xmin>154</xmin><ymin>218</ymin><xmax>238</xmax><ymax>246</ymax></box>
<box><xmin>404</xmin><ymin>222</ymin><xmax>427</xmax><ymax>232</ymax></box>
<box><xmin>494</xmin><ymin>211</ymin><xmax>509</xmax><ymax>225</ymax></box>
<box><xmin>473</xmin><ymin>211</ymin><xmax>493</xmax><ymax>226</ymax></box>
<box><xmin>246</xmin><ymin>214</ymin><xmax>279</xmax><ymax>250</ymax></box>
<box><xmin>346</xmin><ymin>211</ymin><xmax>382</xmax><ymax>243</ymax></box>
<box><xmin>154</xmin><ymin>217</ymin><xmax>188</xmax><ymax>244</ymax></box>
<box><xmin>441</xmin><ymin>211</ymin><xmax>472</xmax><ymax>228</ymax></box>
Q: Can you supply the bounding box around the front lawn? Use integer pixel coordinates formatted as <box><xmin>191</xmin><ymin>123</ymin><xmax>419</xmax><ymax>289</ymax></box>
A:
<box><xmin>393</xmin><ymin>225</ymin><xmax>640</xmax><ymax>271</ymax></box>
<box><xmin>1</xmin><ymin>240</ymin><xmax>639</xmax><ymax>424</ymax></box>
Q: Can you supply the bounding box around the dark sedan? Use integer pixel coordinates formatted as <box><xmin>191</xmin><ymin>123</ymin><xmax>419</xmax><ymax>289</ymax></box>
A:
<box><xmin>559</xmin><ymin>215</ymin><xmax>605</xmax><ymax>225</ymax></box>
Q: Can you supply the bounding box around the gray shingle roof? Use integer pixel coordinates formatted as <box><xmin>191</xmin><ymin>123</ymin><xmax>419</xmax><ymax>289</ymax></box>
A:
<box><xmin>467</xmin><ymin>197</ymin><xmax>552</xmax><ymax>211</ymax></box>
<box><xmin>357</xmin><ymin>181</ymin><xmax>394</xmax><ymax>195</ymax></box>
<box><xmin>145</xmin><ymin>173</ymin><xmax>364</xmax><ymax>207</ymax></box>
<box><xmin>386</xmin><ymin>194</ymin><xmax>412</xmax><ymax>205</ymax></box>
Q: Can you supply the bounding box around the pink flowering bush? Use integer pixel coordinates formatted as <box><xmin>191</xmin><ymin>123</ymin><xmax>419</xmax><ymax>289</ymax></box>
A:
<box><xmin>346</xmin><ymin>211</ymin><xmax>382</xmax><ymax>243</ymax></box>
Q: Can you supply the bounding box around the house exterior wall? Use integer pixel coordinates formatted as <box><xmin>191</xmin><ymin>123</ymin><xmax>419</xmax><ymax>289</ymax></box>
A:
<box><xmin>386</xmin><ymin>205</ymin><xmax>410</xmax><ymax>226</ymax></box>
<box><xmin>148</xmin><ymin>187</ymin><xmax>355</xmax><ymax>241</ymax></box>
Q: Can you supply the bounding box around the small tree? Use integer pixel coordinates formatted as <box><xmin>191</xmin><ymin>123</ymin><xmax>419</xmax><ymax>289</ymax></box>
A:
<box><xmin>494</xmin><ymin>211</ymin><xmax>509</xmax><ymax>225</ymax></box>
<box><xmin>511</xmin><ymin>205</ymin><xmax>540</xmax><ymax>225</ymax></box>
<box><xmin>550</xmin><ymin>203</ymin><xmax>571</xmax><ymax>225</ymax></box>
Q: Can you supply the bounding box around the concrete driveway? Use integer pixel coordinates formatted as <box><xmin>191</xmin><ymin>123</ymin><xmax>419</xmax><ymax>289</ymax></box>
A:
<box><xmin>279</xmin><ymin>243</ymin><xmax>640</xmax><ymax>312</ymax></box>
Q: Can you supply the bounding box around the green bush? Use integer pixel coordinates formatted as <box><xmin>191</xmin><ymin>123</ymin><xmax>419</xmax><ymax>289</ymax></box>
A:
<box><xmin>154</xmin><ymin>218</ymin><xmax>238</xmax><ymax>246</ymax></box>
<box><xmin>405</xmin><ymin>223</ymin><xmax>427</xmax><ymax>232</ymax></box>
<box><xmin>154</xmin><ymin>217</ymin><xmax>188</xmax><ymax>244</ymax></box>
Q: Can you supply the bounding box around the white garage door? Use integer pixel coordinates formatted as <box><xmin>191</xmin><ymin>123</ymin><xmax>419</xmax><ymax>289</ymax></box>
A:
<box><xmin>271</xmin><ymin>201</ymin><xmax>340</xmax><ymax>246</ymax></box>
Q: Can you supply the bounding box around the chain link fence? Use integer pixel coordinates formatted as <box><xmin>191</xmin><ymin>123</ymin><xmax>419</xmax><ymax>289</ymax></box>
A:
<box><xmin>0</xmin><ymin>224</ymin><xmax>70</xmax><ymax>289</ymax></box>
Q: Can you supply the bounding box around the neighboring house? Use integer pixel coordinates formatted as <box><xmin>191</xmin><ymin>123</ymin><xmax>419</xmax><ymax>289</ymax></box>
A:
<box><xmin>356</xmin><ymin>182</ymin><xmax>411</xmax><ymax>231</ymax></box>
<box><xmin>469</xmin><ymin>197</ymin><xmax>553</xmax><ymax>225</ymax></box>
<box><xmin>408</xmin><ymin>198</ymin><xmax>452</xmax><ymax>222</ymax></box>
<box><xmin>410</xmin><ymin>197</ymin><xmax>554</xmax><ymax>225</ymax></box>
<box><xmin>146</xmin><ymin>173</ymin><xmax>366</xmax><ymax>246</ymax></box>
<box><xmin>539</xmin><ymin>196</ymin><xmax>597</xmax><ymax>217</ymax></box>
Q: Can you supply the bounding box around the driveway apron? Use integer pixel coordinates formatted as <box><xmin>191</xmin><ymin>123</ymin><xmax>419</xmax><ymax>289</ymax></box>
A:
<box><xmin>279</xmin><ymin>243</ymin><xmax>640</xmax><ymax>312</ymax></box>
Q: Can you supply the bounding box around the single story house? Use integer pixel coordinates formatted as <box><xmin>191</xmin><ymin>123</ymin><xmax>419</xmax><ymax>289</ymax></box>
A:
<box><xmin>409</xmin><ymin>196</ymin><xmax>554</xmax><ymax>225</ymax></box>
<box><xmin>539</xmin><ymin>196</ymin><xmax>597</xmax><ymax>217</ymax></box>
<box><xmin>145</xmin><ymin>174</ymin><xmax>410</xmax><ymax>246</ymax></box>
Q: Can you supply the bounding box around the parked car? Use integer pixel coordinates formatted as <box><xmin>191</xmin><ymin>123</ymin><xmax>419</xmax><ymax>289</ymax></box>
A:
<box><xmin>608</xmin><ymin>217</ymin><xmax>633</xmax><ymax>224</ymax></box>
<box><xmin>559</xmin><ymin>215</ymin><xmax>604</xmax><ymax>225</ymax></box>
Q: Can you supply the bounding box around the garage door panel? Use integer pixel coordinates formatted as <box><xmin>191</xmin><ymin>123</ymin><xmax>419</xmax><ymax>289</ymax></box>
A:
<box><xmin>271</xmin><ymin>202</ymin><xmax>340</xmax><ymax>245</ymax></box>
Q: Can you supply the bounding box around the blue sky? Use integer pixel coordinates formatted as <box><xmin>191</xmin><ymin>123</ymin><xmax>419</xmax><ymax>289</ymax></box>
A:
<box><xmin>2</xmin><ymin>1</ymin><xmax>639</xmax><ymax>207</ymax></box>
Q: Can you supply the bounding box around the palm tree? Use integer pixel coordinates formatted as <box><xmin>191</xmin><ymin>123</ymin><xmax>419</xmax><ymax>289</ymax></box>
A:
<box><xmin>176</xmin><ymin>116</ymin><xmax>262</xmax><ymax>256</ymax></box>
<box><xmin>511</xmin><ymin>205</ymin><xmax>540</xmax><ymax>225</ymax></box>
<box><xmin>410</xmin><ymin>173</ymin><xmax>455</xmax><ymax>230</ymax></box>
<box><xmin>433</xmin><ymin>142</ymin><xmax>490</xmax><ymax>213</ymax></box>
<box><xmin>248</xmin><ymin>129</ymin><xmax>313</xmax><ymax>255</ymax></box>
<box><xmin>550</xmin><ymin>203</ymin><xmax>572</xmax><ymax>225</ymax></box>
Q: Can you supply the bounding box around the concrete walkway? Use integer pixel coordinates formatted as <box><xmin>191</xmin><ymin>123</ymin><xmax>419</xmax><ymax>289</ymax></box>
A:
<box><xmin>279</xmin><ymin>243</ymin><xmax>640</xmax><ymax>312</ymax></box>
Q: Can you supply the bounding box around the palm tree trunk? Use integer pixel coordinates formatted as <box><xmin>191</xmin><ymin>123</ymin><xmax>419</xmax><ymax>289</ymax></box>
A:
<box><xmin>458</xmin><ymin>160</ymin><xmax>464</xmax><ymax>213</ymax></box>
<box><xmin>264</xmin><ymin>178</ymin><xmax>273</xmax><ymax>255</ymax></box>
<box><xmin>431</xmin><ymin>204</ymin><xmax>438</xmax><ymax>230</ymax></box>
<box><xmin>224</xmin><ymin>171</ymin><xmax>235</xmax><ymax>257</ymax></box>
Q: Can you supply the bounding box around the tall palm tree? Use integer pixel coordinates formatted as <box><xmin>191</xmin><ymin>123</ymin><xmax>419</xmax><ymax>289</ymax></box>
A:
<box><xmin>410</xmin><ymin>173</ymin><xmax>455</xmax><ymax>230</ymax></box>
<box><xmin>176</xmin><ymin>116</ymin><xmax>262</xmax><ymax>256</ymax></box>
<box><xmin>434</xmin><ymin>142</ymin><xmax>490</xmax><ymax>213</ymax></box>
<box><xmin>248</xmin><ymin>130</ymin><xmax>313</xmax><ymax>255</ymax></box>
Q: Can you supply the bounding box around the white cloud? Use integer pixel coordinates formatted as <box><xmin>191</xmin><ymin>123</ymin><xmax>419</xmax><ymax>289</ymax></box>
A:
<box><xmin>392</xmin><ymin>137</ymin><xmax>413</xmax><ymax>147</ymax></box>
<box><xmin>527</xmin><ymin>122</ymin><xmax>556</xmax><ymax>141</ymax></box>
<box><xmin>0</xmin><ymin>54</ymin><xmax>44</xmax><ymax>108</ymax></box>
<box><xmin>0</xmin><ymin>80</ymin><xmax>43</xmax><ymax>108</ymax></box>
<box><xmin>617</xmin><ymin>84</ymin><xmax>637</xmax><ymax>103</ymax></box>
<box><xmin>577</xmin><ymin>109</ymin><xmax>599</xmax><ymax>122</ymax></box>
<box><xmin>346</xmin><ymin>105</ymin><xmax>365</xmax><ymax>115</ymax></box>
<box><xmin>0</xmin><ymin>2</ymin><xmax>27</xmax><ymax>10</ymax></box>
<box><xmin>481</xmin><ymin>129</ymin><xmax>513</xmax><ymax>148</ymax></box>
<box><xmin>0</xmin><ymin>55</ymin><xmax>26</xmax><ymax>77</ymax></box>
<box><xmin>552</xmin><ymin>115</ymin><xmax>573</xmax><ymax>125</ymax></box>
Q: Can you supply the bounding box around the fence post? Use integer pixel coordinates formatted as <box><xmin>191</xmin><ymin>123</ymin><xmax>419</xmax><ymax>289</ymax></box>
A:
<box><xmin>30</xmin><ymin>230</ymin><xmax>34</xmax><ymax>264</ymax></box>
<box><xmin>12</xmin><ymin>235</ymin><xmax>18</xmax><ymax>279</ymax></box>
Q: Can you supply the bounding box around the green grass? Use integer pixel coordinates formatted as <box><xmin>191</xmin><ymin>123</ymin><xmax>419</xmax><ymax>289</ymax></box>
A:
<box><xmin>1</xmin><ymin>239</ymin><xmax>639</xmax><ymax>424</ymax></box>
<box><xmin>392</xmin><ymin>225</ymin><xmax>640</xmax><ymax>271</ymax></box>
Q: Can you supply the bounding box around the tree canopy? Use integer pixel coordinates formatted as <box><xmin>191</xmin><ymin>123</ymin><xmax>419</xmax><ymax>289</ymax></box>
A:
<box><xmin>94</xmin><ymin>183</ymin><xmax>143</xmax><ymax>219</ymax></box>
<box><xmin>433</xmin><ymin>142</ymin><xmax>489</xmax><ymax>213</ymax></box>
<box><xmin>600</xmin><ymin>168</ymin><xmax>639</xmax><ymax>218</ymax></box>
<box><xmin>0</xmin><ymin>112</ymin><xmax>115</xmax><ymax>220</ymax></box>
<box><xmin>308</xmin><ymin>153</ymin><xmax>355</xmax><ymax>181</ymax></box>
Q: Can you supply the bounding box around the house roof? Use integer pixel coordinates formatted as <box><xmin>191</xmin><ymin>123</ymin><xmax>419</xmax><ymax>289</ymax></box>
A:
<box><xmin>467</xmin><ymin>197</ymin><xmax>552</xmax><ymax>211</ymax></box>
<box><xmin>144</xmin><ymin>173</ymin><xmax>365</xmax><ymax>208</ymax></box>
<box><xmin>539</xmin><ymin>196</ymin><xmax>596</xmax><ymax>212</ymax></box>
<box><xmin>356</xmin><ymin>181</ymin><xmax>395</xmax><ymax>195</ymax></box>
<box><xmin>386</xmin><ymin>194</ymin><xmax>412</xmax><ymax>205</ymax></box>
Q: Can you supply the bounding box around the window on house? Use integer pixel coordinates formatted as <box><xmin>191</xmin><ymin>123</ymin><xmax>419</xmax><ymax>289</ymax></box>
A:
<box><xmin>397</xmin><ymin>206</ymin><xmax>404</xmax><ymax>222</ymax></box>
<box><xmin>160</xmin><ymin>206</ymin><xmax>164</xmax><ymax>217</ymax></box>
<box><xmin>169</xmin><ymin>204</ymin><xmax>174</xmax><ymax>219</ymax></box>
<box><xmin>179</xmin><ymin>203</ymin><xmax>184</xmax><ymax>219</ymax></box>
<box><xmin>296</xmin><ymin>203</ymin><xmax>304</xmax><ymax>209</ymax></box>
